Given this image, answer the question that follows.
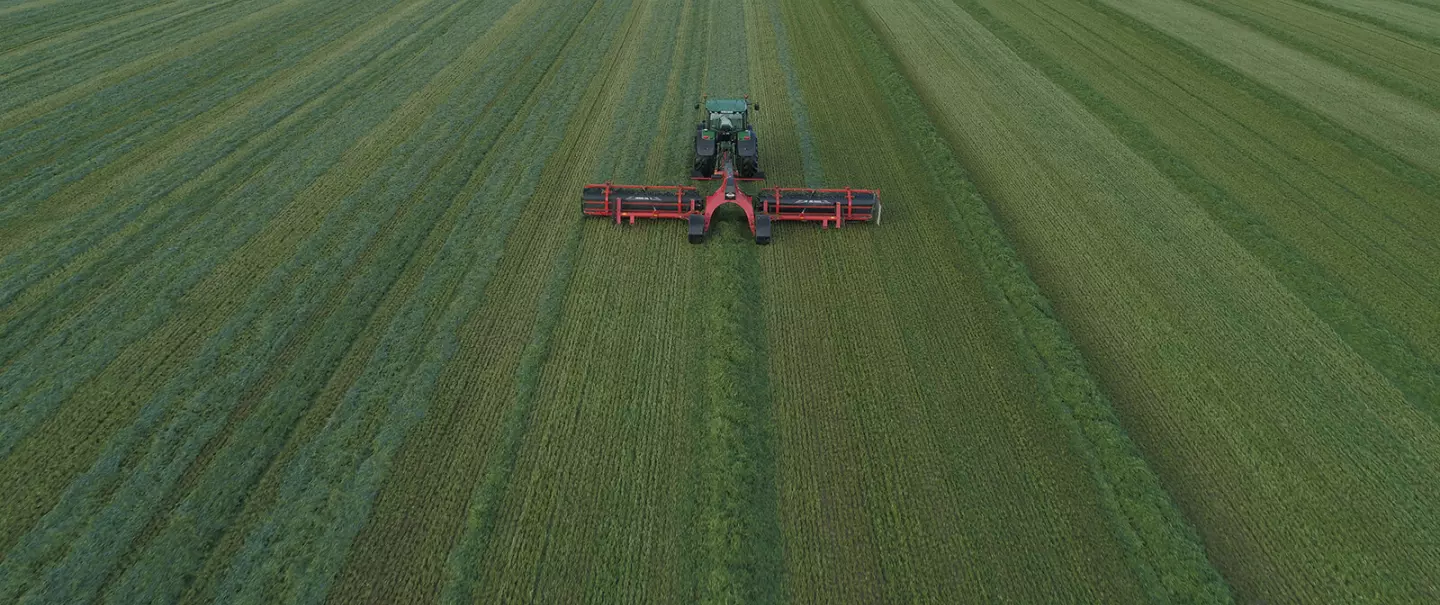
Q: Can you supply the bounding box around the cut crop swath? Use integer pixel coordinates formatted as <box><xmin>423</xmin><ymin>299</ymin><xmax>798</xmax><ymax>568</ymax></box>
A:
<box><xmin>843</xmin><ymin>0</ymin><xmax>1234</xmax><ymax>600</ymax></box>
<box><xmin>437</xmin><ymin>0</ymin><xmax>712</xmax><ymax>601</ymax></box>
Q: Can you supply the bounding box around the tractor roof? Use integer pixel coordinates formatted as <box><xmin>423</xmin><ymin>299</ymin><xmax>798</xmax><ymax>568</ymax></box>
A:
<box><xmin>705</xmin><ymin>98</ymin><xmax>748</xmax><ymax>112</ymax></box>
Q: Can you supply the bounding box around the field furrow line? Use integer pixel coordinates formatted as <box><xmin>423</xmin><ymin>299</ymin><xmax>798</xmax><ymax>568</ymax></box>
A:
<box><xmin>651</xmin><ymin>2</ymin><xmax>788</xmax><ymax>603</ymax></box>
<box><xmin>175</xmin><ymin>76</ymin><xmax>552</xmax><ymax>602</ymax></box>
<box><xmin>0</xmin><ymin>2</ymin><xmax>357</xmax><ymax>282</ymax></box>
<box><xmin>1</xmin><ymin>132</ymin><xmax>413</xmax><ymax>604</ymax></box>
<box><xmin>740</xmin><ymin>11</ymin><xmax>844</xmax><ymax>599</ymax></box>
<box><xmin>0</xmin><ymin>0</ymin><xmax>78</xmax><ymax>17</ymax></box>
<box><xmin>0</xmin><ymin>0</ymin><xmax>291</xmax><ymax>121</ymax></box>
<box><xmin>453</xmin><ymin>3</ymin><xmax>710</xmax><ymax>600</ymax></box>
<box><xmin>5</xmin><ymin>0</ymin><xmax>1432</xmax><ymax>600</ymax></box>
<box><xmin>320</xmin><ymin>2</ymin><xmax>633</xmax><ymax>600</ymax></box>
<box><xmin>877</xmin><ymin>5</ymin><xmax>1227</xmax><ymax>597</ymax></box>
<box><xmin>0</xmin><ymin>0</ymin><xmax>163</xmax><ymax>39</ymax></box>
<box><xmin>756</xmin><ymin>8</ymin><xmax>913</xmax><ymax>601</ymax></box>
<box><xmin>981</xmin><ymin>0</ymin><xmax>1440</xmax><ymax>415</ymax></box>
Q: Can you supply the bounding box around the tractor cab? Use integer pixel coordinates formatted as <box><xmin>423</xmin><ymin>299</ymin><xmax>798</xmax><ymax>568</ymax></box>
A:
<box><xmin>704</xmin><ymin>98</ymin><xmax>750</xmax><ymax>135</ymax></box>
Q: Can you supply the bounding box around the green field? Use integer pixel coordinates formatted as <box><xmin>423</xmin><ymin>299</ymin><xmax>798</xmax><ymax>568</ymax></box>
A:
<box><xmin>2</xmin><ymin>0</ymin><xmax>1438</xmax><ymax>602</ymax></box>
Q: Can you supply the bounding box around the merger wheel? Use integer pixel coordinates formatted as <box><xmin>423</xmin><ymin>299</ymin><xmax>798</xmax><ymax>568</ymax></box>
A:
<box><xmin>755</xmin><ymin>214</ymin><xmax>772</xmax><ymax>245</ymax></box>
<box><xmin>688</xmin><ymin>214</ymin><xmax>706</xmax><ymax>244</ymax></box>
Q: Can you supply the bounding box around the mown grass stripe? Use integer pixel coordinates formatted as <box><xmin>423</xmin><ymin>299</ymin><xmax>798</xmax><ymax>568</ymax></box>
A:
<box><xmin>0</xmin><ymin>1</ymin><xmax>354</xmax><ymax>281</ymax></box>
<box><xmin>1060</xmin><ymin>0</ymin><xmax>1440</xmax><ymax>418</ymax></box>
<box><xmin>0</xmin><ymin>2</ymin><xmax>524</xmax><ymax>599</ymax></box>
<box><xmin>760</xmin><ymin>1</ymin><xmax>1156</xmax><ymax>600</ymax></box>
<box><xmin>0</xmin><ymin>0</ymin><xmax>446</xmax><ymax>347</ymax></box>
<box><xmin>0</xmin><ymin>0</ymin><xmax>466</xmax><ymax>475</ymax></box>
<box><xmin>434</xmin><ymin>2</ymin><xmax>670</xmax><ymax>602</ymax></box>
<box><xmin>0</xmin><ymin>0</ymin><xmax>449</xmax><ymax>352</ymax></box>
<box><xmin>0</xmin><ymin>0</ymin><xmax>155</xmax><ymax>37</ymax></box>
<box><xmin>0</xmin><ymin>0</ymin><xmax>301</xmax><ymax>130</ymax></box>
<box><xmin>0</xmin><ymin>0</ymin><xmax>249</xmax><ymax>77</ymax></box>
<box><xmin>325</xmin><ymin>0</ymin><xmax>620</xmax><ymax>596</ymax></box>
<box><xmin>879</xmin><ymin>0</ymin><xmax>1440</xmax><ymax>600</ymax></box>
<box><xmin>758</xmin><ymin>0</ymin><xmax>821</xmax><ymax>189</ymax></box>
<box><xmin>91</xmin><ymin>6</ymin><xmax>548</xmax><ymax>603</ymax></box>
<box><xmin>0</xmin><ymin>0</ymin><xmax>180</xmax><ymax>56</ymax></box>
<box><xmin>1294</xmin><ymin>0</ymin><xmax>1440</xmax><ymax>47</ymax></box>
<box><xmin>695</xmin><ymin>217</ymin><xmax>783</xmax><ymax>605</ymax></box>
<box><xmin>854</xmin><ymin>0</ymin><xmax>1232</xmax><ymax>601</ymax></box>
<box><xmin>1181</xmin><ymin>0</ymin><xmax>1440</xmax><ymax>110</ymax></box>
<box><xmin>0</xmin><ymin>0</ymin><xmax>352</xmax><ymax>216</ymax></box>
<box><xmin>0</xmin><ymin>0</ymin><xmax>504</xmax><ymax>560</ymax></box>
<box><xmin>1094</xmin><ymin>0</ymin><xmax>1440</xmax><ymax>179</ymax></box>
<box><xmin>972</xmin><ymin>0</ymin><xmax>1440</xmax><ymax>422</ymax></box>
<box><xmin>0</xmin><ymin>0</ymin><xmax>76</xmax><ymax>18</ymax></box>
<box><xmin>1387</xmin><ymin>0</ymin><xmax>1440</xmax><ymax>10</ymax></box>
<box><xmin>468</xmin><ymin>1</ymin><xmax>707</xmax><ymax>600</ymax></box>
<box><xmin>4</xmin><ymin>113</ymin><xmax>423</xmax><ymax>603</ymax></box>
<box><xmin>174</xmin><ymin>41</ymin><xmax>569</xmax><ymax>598</ymax></box>
<box><xmin>0</xmin><ymin>0</ymin><xmax>280</xmax><ymax>119</ymax></box>
<box><xmin>765</xmin><ymin>1</ymin><xmax>947</xmax><ymax>599</ymax></box>
<box><xmin>442</xmin><ymin>1</ymin><xmax>706</xmax><ymax>599</ymax></box>
<box><xmin>994</xmin><ymin>0</ymin><xmax>1440</xmax><ymax>247</ymax></box>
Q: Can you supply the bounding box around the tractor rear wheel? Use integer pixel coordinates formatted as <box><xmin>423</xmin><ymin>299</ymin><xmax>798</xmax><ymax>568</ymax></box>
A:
<box><xmin>737</xmin><ymin>155</ymin><xmax>759</xmax><ymax>179</ymax></box>
<box><xmin>693</xmin><ymin>154</ymin><xmax>716</xmax><ymax>178</ymax></box>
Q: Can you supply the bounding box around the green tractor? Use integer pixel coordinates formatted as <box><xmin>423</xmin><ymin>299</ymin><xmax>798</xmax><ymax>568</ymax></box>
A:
<box><xmin>691</xmin><ymin>97</ymin><xmax>764</xmax><ymax>180</ymax></box>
